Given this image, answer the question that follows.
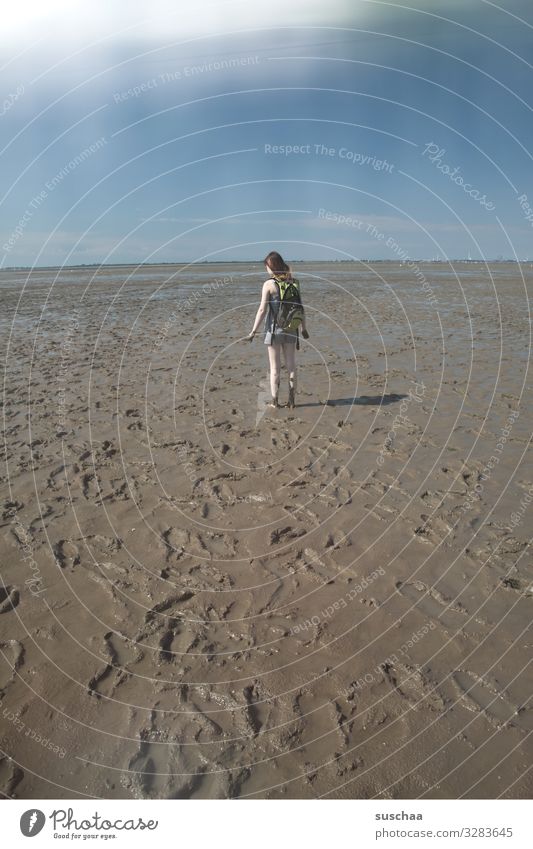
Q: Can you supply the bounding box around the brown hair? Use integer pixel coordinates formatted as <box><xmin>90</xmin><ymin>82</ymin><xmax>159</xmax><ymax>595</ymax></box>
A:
<box><xmin>264</xmin><ymin>250</ymin><xmax>292</xmax><ymax>280</ymax></box>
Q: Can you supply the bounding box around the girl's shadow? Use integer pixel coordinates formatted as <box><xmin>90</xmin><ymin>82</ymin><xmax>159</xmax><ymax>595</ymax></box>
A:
<box><xmin>299</xmin><ymin>393</ymin><xmax>408</xmax><ymax>408</ymax></box>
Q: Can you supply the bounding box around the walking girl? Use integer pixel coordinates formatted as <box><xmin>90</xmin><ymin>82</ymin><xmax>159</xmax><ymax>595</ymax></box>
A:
<box><xmin>247</xmin><ymin>251</ymin><xmax>309</xmax><ymax>408</ymax></box>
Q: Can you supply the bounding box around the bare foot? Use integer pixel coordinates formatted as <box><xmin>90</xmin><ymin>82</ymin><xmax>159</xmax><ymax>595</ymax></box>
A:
<box><xmin>287</xmin><ymin>387</ymin><xmax>295</xmax><ymax>409</ymax></box>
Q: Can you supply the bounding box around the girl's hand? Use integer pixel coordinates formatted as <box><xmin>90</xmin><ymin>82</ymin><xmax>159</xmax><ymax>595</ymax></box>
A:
<box><xmin>247</xmin><ymin>331</ymin><xmax>256</xmax><ymax>341</ymax></box>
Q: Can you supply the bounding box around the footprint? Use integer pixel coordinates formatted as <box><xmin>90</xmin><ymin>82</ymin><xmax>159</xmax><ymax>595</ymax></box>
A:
<box><xmin>0</xmin><ymin>640</ymin><xmax>24</xmax><ymax>694</ymax></box>
<box><xmin>206</xmin><ymin>480</ymin><xmax>234</xmax><ymax>504</ymax></box>
<box><xmin>158</xmin><ymin>620</ymin><xmax>189</xmax><ymax>663</ymax></box>
<box><xmin>420</xmin><ymin>490</ymin><xmax>446</xmax><ymax>508</ymax></box>
<box><xmin>81</xmin><ymin>473</ymin><xmax>100</xmax><ymax>500</ymax></box>
<box><xmin>46</xmin><ymin>464</ymin><xmax>67</xmax><ymax>491</ymax></box>
<box><xmin>242</xmin><ymin>681</ymin><xmax>278</xmax><ymax>737</ymax></box>
<box><xmin>2</xmin><ymin>500</ymin><xmax>24</xmax><ymax>521</ymax></box>
<box><xmin>325</xmin><ymin>530</ymin><xmax>351</xmax><ymax>550</ymax></box>
<box><xmin>53</xmin><ymin>539</ymin><xmax>80</xmax><ymax>569</ymax></box>
<box><xmin>395</xmin><ymin>580</ymin><xmax>480</xmax><ymax>631</ymax></box>
<box><xmin>101</xmin><ymin>440</ymin><xmax>117</xmax><ymax>459</ymax></box>
<box><xmin>298</xmin><ymin>547</ymin><xmax>334</xmax><ymax>584</ymax></box>
<box><xmin>121</xmin><ymin>732</ymin><xmax>208</xmax><ymax>799</ymax></box>
<box><xmin>413</xmin><ymin>514</ymin><xmax>453</xmax><ymax>546</ymax></box>
<box><xmin>270</xmin><ymin>526</ymin><xmax>304</xmax><ymax>545</ymax></box>
<box><xmin>87</xmin><ymin>632</ymin><xmax>136</xmax><ymax>698</ymax></box>
<box><xmin>382</xmin><ymin>661</ymin><xmax>445</xmax><ymax>711</ymax></box>
<box><xmin>0</xmin><ymin>587</ymin><xmax>20</xmax><ymax>615</ymax></box>
<box><xmin>294</xmin><ymin>689</ymin><xmax>355</xmax><ymax>750</ymax></box>
<box><xmin>88</xmin><ymin>663</ymin><xmax>119</xmax><ymax>699</ymax></box>
<box><xmin>452</xmin><ymin>670</ymin><xmax>526</xmax><ymax>729</ymax></box>
<box><xmin>144</xmin><ymin>591</ymin><xmax>195</xmax><ymax>624</ymax></box>
<box><xmin>0</xmin><ymin>757</ymin><xmax>24</xmax><ymax>797</ymax></box>
<box><xmin>513</xmin><ymin>707</ymin><xmax>533</xmax><ymax>731</ymax></box>
<box><xmin>162</xmin><ymin>527</ymin><xmax>189</xmax><ymax>560</ymax></box>
<box><xmin>87</xmin><ymin>534</ymin><xmax>123</xmax><ymax>558</ymax></box>
<box><xmin>121</xmin><ymin>738</ymin><xmax>160</xmax><ymax>799</ymax></box>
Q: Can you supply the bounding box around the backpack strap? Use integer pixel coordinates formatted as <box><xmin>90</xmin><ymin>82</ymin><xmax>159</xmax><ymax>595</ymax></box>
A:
<box><xmin>267</xmin><ymin>278</ymin><xmax>280</xmax><ymax>344</ymax></box>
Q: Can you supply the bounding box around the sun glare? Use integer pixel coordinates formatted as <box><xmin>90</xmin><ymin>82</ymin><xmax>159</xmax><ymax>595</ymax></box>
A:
<box><xmin>1</xmin><ymin>0</ymin><xmax>359</xmax><ymax>45</ymax></box>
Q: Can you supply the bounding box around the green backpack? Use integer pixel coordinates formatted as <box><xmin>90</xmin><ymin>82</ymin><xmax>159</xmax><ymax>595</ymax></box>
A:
<box><xmin>272</xmin><ymin>276</ymin><xmax>304</xmax><ymax>333</ymax></box>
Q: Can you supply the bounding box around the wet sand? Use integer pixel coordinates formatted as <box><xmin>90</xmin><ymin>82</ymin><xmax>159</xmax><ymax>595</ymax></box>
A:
<box><xmin>1</xmin><ymin>260</ymin><xmax>532</xmax><ymax>799</ymax></box>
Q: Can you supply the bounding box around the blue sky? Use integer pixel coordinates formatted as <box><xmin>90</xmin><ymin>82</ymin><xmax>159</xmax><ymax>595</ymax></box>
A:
<box><xmin>1</xmin><ymin>0</ymin><xmax>533</xmax><ymax>266</ymax></box>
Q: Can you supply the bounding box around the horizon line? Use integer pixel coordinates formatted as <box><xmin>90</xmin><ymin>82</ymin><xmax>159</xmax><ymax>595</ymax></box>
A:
<box><xmin>1</xmin><ymin>257</ymin><xmax>528</xmax><ymax>271</ymax></box>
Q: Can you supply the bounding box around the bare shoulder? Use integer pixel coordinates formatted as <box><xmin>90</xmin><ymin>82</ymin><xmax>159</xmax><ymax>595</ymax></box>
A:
<box><xmin>263</xmin><ymin>278</ymin><xmax>277</xmax><ymax>295</ymax></box>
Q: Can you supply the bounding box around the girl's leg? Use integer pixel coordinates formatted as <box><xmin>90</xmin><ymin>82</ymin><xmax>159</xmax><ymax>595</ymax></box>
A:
<box><xmin>267</xmin><ymin>342</ymin><xmax>281</xmax><ymax>406</ymax></box>
<box><xmin>282</xmin><ymin>341</ymin><xmax>297</xmax><ymax>407</ymax></box>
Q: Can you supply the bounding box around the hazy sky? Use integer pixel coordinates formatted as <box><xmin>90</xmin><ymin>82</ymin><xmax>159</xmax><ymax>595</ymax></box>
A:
<box><xmin>1</xmin><ymin>0</ymin><xmax>532</xmax><ymax>265</ymax></box>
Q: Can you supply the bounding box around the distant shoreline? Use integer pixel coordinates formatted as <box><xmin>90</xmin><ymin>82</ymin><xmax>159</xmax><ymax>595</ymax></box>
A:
<box><xmin>1</xmin><ymin>259</ymin><xmax>529</xmax><ymax>272</ymax></box>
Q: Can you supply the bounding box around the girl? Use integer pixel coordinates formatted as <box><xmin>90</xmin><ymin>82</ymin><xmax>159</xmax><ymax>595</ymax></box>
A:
<box><xmin>247</xmin><ymin>251</ymin><xmax>309</xmax><ymax>408</ymax></box>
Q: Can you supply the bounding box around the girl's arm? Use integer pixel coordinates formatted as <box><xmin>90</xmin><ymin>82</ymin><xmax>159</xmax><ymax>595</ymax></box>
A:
<box><xmin>300</xmin><ymin>284</ymin><xmax>307</xmax><ymax>333</ymax></box>
<box><xmin>248</xmin><ymin>281</ymin><xmax>271</xmax><ymax>337</ymax></box>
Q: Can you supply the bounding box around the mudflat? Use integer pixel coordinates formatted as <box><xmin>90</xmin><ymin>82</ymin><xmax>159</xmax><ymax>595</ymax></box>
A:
<box><xmin>1</xmin><ymin>261</ymin><xmax>531</xmax><ymax>799</ymax></box>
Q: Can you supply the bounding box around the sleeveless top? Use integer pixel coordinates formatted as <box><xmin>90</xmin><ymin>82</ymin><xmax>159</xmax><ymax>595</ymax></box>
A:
<box><xmin>263</xmin><ymin>280</ymin><xmax>298</xmax><ymax>345</ymax></box>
